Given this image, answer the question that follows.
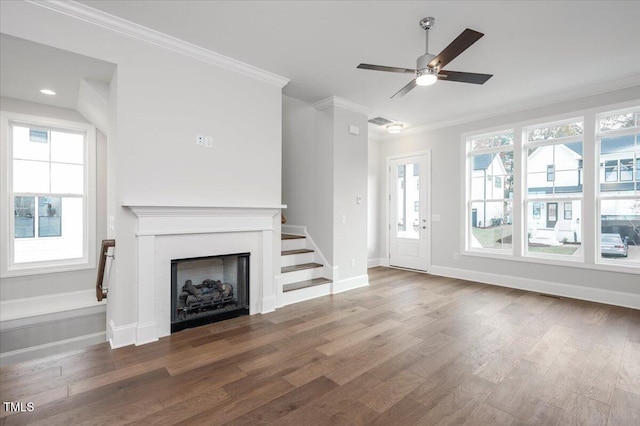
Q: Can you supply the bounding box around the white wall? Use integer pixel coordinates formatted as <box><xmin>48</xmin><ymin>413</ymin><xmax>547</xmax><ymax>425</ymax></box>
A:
<box><xmin>332</xmin><ymin>106</ymin><xmax>368</xmax><ymax>283</ymax></box>
<box><xmin>282</xmin><ymin>96</ymin><xmax>369</xmax><ymax>283</ymax></box>
<box><xmin>371</xmin><ymin>85</ymin><xmax>640</xmax><ymax>304</ymax></box>
<box><xmin>368</xmin><ymin>139</ymin><xmax>381</xmax><ymax>263</ymax></box>
<box><xmin>1</xmin><ymin>1</ymin><xmax>284</xmax><ymax>342</ymax></box>
<box><xmin>282</xmin><ymin>95</ymin><xmax>334</xmax><ymax>260</ymax></box>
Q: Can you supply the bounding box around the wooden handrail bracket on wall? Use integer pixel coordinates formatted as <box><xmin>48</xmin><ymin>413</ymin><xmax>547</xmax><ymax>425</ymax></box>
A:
<box><xmin>96</xmin><ymin>239</ymin><xmax>115</xmax><ymax>301</ymax></box>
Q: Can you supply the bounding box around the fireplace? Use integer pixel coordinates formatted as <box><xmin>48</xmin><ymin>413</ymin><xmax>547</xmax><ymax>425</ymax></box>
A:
<box><xmin>171</xmin><ymin>252</ymin><xmax>249</xmax><ymax>333</ymax></box>
<box><xmin>117</xmin><ymin>204</ymin><xmax>281</xmax><ymax>348</ymax></box>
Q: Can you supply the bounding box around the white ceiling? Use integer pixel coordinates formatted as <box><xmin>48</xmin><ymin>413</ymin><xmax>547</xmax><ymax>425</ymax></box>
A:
<box><xmin>7</xmin><ymin>1</ymin><xmax>640</xmax><ymax>138</ymax></box>
<box><xmin>0</xmin><ymin>34</ymin><xmax>116</xmax><ymax>111</ymax></box>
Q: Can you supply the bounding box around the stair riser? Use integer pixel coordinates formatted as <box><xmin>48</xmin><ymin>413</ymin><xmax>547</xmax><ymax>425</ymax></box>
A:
<box><xmin>280</xmin><ymin>267</ymin><xmax>325</xmax><ymax>285</ymax></box>
<box><xmin>281</xmin><ymin>238</ymin><xmax>307</xmax><ymax>251</ymax></box>
<box><xmin>282</xmin><ymin>283</ymin><xmax>331</xmax><ymax>306</ymax></box>
<box><xmin>280</xmin><ymin>252</ymin><xmax>315</xmax><ymax>267</ymax></box>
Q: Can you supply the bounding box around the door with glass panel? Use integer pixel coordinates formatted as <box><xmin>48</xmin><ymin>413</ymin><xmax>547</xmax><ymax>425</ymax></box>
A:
<box><xmin>389</xmin><ymin>153</ymin><xmax>430</xmax><ymax>270</ymax></box>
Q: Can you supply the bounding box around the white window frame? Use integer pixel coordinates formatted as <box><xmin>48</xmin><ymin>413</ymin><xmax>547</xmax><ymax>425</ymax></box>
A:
<box><xmin>522</xmin><ymin>118</ymin><xmax>584</xmax><ymax>262</ymax></box>
<box><xmin>462</xmin><ymin>100</ymin><xmax>639</xmax><ymax>274</ymax></box>
<box><xmin>1</xmin><ymin>111</ymin><xmax>97</xmax><ymax>277</ymax></box>
<box><xmin>596</xmin><ymin>105</ymin><xmax>640</xmax><ymax>268</ymax></box>
<box><xmin>464</xmin><ymin>128</ymin><xmax>515</xmax><ymax>256</ymax></box>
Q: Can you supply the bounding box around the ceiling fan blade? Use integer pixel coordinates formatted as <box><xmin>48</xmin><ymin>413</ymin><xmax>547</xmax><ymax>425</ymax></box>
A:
<box><xmin>391</xmin><ymin>79</ymin><xmax>417</xmax><ymax>99</ymax></box>
<box><xmin>358</xmin><ymin>63</ymin><xmax>416</xmax><ymax>74</ymax></box>
<box><xmin>428</xmin><ymin>29</ymin><xmax>484</xmax><ymax>70</ymax></box>
<box><xmin>437</xmin><ymin>70</ymin><xmax>493</xmax><ymax>84</ymax></box>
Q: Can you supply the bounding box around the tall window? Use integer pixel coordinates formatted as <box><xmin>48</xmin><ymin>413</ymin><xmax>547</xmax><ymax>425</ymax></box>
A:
<box><xmin>524</xmin><ymin>119</ymin><xmax>583</xmax><ymax>258</ymax></box>
<box><xmin>1</xmin><ymin>113</ymin><xmax>96</xmax><ymax>276</ymax></box>
<box><xmin>467</xmin><ymin>131</ymin><xmax>514</xmax><ymax>253</ymax></box>
<box><xmin>597</xmin><ymin>107</ymin><xmax>640</xmax><ymax>266</ymax></box>
<box><xmin>465</xmin><ymin>105</ymin><xmax>639</xmax><ymax>271</ymax></box>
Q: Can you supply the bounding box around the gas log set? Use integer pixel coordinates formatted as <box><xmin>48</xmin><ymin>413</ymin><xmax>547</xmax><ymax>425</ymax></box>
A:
<box><xmin>177</xmin><ymin>279</ymin><xmax>235</xmax><ymax>319</ymax></box>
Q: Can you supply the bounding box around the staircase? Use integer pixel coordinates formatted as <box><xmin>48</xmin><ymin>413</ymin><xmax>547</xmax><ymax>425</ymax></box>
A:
<box><xmin>279</xmin><ymin>232</ymin><xmax>332</xmax><ymax>306</ymax></box>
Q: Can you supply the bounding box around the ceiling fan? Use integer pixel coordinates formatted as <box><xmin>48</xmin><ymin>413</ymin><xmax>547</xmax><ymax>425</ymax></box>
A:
<box><xmin>357</xmin><ymin>17</ymin><xmax>493</xmax><ymax>98</ymax></box>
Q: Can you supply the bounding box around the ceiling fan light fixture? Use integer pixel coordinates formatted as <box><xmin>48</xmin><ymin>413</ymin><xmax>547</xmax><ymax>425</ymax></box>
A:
<box><xmin>415</xmin><ymin>69</ymin><xmax>437</xmax><ymax>86</ymax></box>
<box><xmin>386</xmin><ymin>123</ymin><xmax>404</xmax><ymax>134</ymax></box>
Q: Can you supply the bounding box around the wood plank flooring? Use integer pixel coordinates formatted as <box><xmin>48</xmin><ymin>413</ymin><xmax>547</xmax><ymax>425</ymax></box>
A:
<box><xmin>1</xmin><ymin>267</ymin><xmax>638</xmax><ymax>425</ymax></box>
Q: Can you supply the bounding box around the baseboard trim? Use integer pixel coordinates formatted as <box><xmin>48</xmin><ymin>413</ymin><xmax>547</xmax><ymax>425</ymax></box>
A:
<box><xmin>261</xmin><ymin>295</ymin><xmax>277</xmax><ymax>313</ymax></box>
<box><xmin>0</xmin><ymin>331</ymin><xmax>106</xmax><ymax>367</ymax></box>
<box><xmin>429</xmin><ymin>265</ymin><xmax>640</xmax><ymax>310</ymax></box>
<box><xmin>135</xmin><ymin>321</ymin><xmax>159</xmax><ymax>346</ymax></box>
<box><xmin>109</xmin><ymin>319</ymin><xmax>136</xmax><ymax>349</ymax></box>
<box><xmin>333</xmin><ymin>274</ymin><xmax>369</xmax><ymax>294</ymax></box>
<box><xmin>281</xmin><ymin>224</ymin><xmax>306</xmax><ymax>235</ymax></box>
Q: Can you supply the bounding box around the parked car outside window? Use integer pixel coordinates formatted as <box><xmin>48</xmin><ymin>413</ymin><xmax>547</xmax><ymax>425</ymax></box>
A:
<box><xmin>600</xmin><ymin>233</ymin><xmax>628</xmax><ymax>257</ymax></box>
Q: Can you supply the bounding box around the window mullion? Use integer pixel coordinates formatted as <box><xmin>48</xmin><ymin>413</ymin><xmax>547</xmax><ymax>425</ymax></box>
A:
<box><xmin>582</xmin><ymin>112</ymin><xmax>597</xmax><ymax>265</ymax></box>
<box><xmin>513</xmin><ymin>126</ymin><xmax>524</xmax><ymax>257</ymax></box>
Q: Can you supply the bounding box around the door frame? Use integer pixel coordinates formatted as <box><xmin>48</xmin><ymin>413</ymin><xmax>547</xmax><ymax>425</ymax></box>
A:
<box><xmin>385</xmin><ymin>150</ymin><xmax>432</xmax><ymax>271</ymax></box>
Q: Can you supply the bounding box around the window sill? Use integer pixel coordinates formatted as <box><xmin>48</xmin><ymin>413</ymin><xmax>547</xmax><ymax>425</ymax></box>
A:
<box><xmin>1</xmin><ymin>259</ymin><xmax>94</xmax><ymax>278</ymax></box>
<box><xmin>462</xmin><ymin>249</ymin><xmax>640</xmax><ymax>275</ymax></box>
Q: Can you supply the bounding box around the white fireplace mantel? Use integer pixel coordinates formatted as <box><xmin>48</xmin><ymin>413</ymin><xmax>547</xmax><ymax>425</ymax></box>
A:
<box><xmin>119</xmin><ymin>203</ymin><xmax>284</xmax><ymax>347</ymax></box>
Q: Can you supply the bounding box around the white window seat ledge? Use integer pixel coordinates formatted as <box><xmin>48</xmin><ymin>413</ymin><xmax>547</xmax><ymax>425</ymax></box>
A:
<box><xmin>0</xmin><ymin>289</ymin><xmax>105</xmax><ymax>331</ymax></box>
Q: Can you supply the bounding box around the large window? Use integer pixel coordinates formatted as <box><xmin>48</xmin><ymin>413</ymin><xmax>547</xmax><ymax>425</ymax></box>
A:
<box><xmin>524</xmin><ymin>119</ymin><xmax>583</xmax><ymax>259</ymax></box>
<box><xmin>1</xmin><ymin>112</ymin><xmax>96</xmax><ymax>276</ymax></box>
<box><xmin>467</xmin><ymin>131</ymin><xmax>514</xmax><ymax>253</ymax></box>
<box><xmin>597</xmin><ymin>107</ymin><xmax>640</xmax><ymax>266</ymax></box>
<box><xmin>464</xmin><ymin>103</ymin><xmax>639</xmax><ymax>272</ymax></box>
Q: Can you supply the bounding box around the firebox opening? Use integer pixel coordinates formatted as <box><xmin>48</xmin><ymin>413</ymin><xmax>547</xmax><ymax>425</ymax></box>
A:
<box><xmin>171</xmin><ymin>252</ymin><xmax>249</xmax><ymax>333</ymax></box>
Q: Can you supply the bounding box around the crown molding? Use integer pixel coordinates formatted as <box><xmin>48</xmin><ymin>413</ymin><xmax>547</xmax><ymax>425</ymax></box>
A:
<box><xmin>313</xmin><ymin>96</ymin><xmax>372</xmax><ymax>116</ymax></box>
<box><xmin>25</xmin><ymin>0</ymin><xmax>290</xmax><ymax>88</ymax></box>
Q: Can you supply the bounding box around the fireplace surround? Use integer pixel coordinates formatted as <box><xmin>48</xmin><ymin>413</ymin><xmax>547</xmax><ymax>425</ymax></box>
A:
<box><xmin>116</xmin><ymin>204</ymin><xmax>282</xmax><ymax>348</ymax></box>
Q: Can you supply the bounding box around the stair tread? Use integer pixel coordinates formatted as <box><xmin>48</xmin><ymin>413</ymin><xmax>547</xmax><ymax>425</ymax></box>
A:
<box><xmin>283</xmin><ymin>278</ymin><xmax>332</xmax><ymax>293</ymax></box>
<box><xmin>282</xmin><ymin>234</ymin><xmax>306</xmax><ymax>240</ymax></box>
<box><xmin>281</xmin><ymin>262</ymin><xmax>323</xmax><ymax>273</ymax></box>
<box><xmin>282</xmin><ymin>249</ymin><xmax>314</xmax><ymax>256</ymax></box>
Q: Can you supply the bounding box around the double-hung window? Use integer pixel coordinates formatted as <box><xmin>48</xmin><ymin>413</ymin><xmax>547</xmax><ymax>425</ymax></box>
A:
<box><xmin>524</xmin><ymin>119</ymin><xmax>583</xmax><ymax>258</ymax></box>
<box><xmin>597</xmin><ymin>107</ymin><xmax>640</xmax><ymax>266</ymax></box>
<box><xmin>1</xmin><ymin>112</ymin><xmax>96</xmax><ymax>276</ymax></box>
<box><xmin>464</xmin><ymin>104</ymin><xmax>639</xmax><ymax>272</ymax></box>
<box><xmin>467</xmin><ymin>130</ymin><xmax>514</xmax><ymax>253</ymax></box>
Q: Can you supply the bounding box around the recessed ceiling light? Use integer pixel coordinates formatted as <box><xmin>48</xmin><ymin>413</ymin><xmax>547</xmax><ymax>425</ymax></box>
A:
<box><xmin>40</xmin><ymin>89</ymin><xmax>56</xmax><ymax>95</ymax></box>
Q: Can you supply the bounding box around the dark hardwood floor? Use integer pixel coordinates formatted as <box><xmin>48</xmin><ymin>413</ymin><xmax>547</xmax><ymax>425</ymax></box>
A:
<box><xmin>1</xmin><ymin>267</ymin><xmax>639</xmax><ymax>425</ymax></box>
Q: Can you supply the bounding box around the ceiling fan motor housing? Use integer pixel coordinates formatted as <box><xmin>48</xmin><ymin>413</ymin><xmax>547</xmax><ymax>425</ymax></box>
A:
<box><xmin>417</xmin><ymin>53</ymin><xmax>436</xmax><ymax>71</ymax></box>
